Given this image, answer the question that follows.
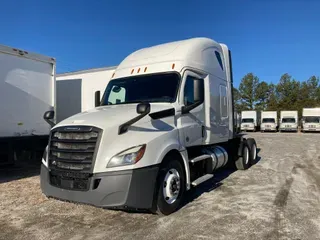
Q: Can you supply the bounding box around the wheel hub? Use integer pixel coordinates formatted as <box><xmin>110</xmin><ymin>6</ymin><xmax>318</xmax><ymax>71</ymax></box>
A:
<box><xmin>163</xmin><ymin>169</ymin><xmax>180</xmax><ymax>204</ymax></box>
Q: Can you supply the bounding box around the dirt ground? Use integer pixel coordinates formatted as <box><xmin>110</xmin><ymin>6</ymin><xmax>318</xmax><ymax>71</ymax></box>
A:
<box><xmin>0</xmin><ymin>132</ymin><xmax>319</xmax><ymax>240</ymax></box>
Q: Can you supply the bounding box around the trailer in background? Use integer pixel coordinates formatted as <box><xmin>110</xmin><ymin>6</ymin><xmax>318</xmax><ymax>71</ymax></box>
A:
<box><xmin>279</xmin><ymin>111</ymin><xmax>298</xmax><ymax>132</ymax></box>
<box><xmin>56</xmin><ymin>66</ymin><xmax>116</xmax><ymax>123</ymax></box>
<box><xmin>0</xmin><ymin>44</ymin><xmax>55</xmax><ymax>165</ymax></box>
<box><xmin>240</xmin><ymin>110</ymin><xmax>261</xmax><ymax>132</ymax></box>
<box><xmin>302</xmin><ymin>108</ymin><xmax>320</xmax><ymax>132</ymax></box>
<box><xmin>261</xmin><ymin>111</ymin><xmax>278</xmax><ymax>132</ymax></box>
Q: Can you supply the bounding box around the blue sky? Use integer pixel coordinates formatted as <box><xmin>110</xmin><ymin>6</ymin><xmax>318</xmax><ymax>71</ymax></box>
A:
<box><xmin>1</xmin><ymin>0</ymin><xmax>319</xmax><ymax>87</ymax></box>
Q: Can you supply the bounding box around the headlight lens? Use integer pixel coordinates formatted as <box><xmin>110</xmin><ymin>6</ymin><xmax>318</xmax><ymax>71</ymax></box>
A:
<box><xmin>42</xmin><ymin>146</ymin><xmax>49</xmax><ymax>167</ymax></box>
<box><xmin>107</xmin><ymin>145</ymin><xmax>146</xmax><ymax>168</ymax></box>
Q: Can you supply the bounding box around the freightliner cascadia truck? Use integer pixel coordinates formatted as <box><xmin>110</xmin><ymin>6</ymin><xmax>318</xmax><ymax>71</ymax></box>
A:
<box><xmin>41</xmin><ymin>38</ymin><xmax>258</xmax><ymax>215</ymax></box>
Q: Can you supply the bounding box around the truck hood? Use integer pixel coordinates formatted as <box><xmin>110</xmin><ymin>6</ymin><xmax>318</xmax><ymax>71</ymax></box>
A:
<box><xmin>54</xmin><ymin>103</ymin><xmax>173</xmax><ymax>130</ymax></box>
<box><xmin>52</xmin><ymin>103</ymin><xmax>178</xmax><ymax>173</ymax></box>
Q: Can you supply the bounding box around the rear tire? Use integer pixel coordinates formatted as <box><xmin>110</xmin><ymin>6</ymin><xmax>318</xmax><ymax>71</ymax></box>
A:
<box><xmin>246</xmin><ymin>138</ymin><xmax>257</xmax><ymax>165</ymax></box>
<box><xmin>235</xmin><ymin>141</ymin><xmax>250</xmax><ymax>170</ymax></box>
<box><xmin>154</xmin><ymin>156</ymin><xmax>185</xmax><ymax>215</ymax></box>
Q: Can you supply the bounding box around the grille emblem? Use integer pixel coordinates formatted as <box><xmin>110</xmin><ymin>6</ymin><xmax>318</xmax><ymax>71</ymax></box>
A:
<box><xmin>64</xmin><ymin>127</ymin><xmax>81</xmax><ymax>131</ymax></box>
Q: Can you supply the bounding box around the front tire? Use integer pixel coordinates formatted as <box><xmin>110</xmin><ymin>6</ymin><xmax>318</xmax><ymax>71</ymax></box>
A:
<box><xmin>154</xmin><ymin>157</ymin><xmax>185</xmax><ymax>215</ymax></box>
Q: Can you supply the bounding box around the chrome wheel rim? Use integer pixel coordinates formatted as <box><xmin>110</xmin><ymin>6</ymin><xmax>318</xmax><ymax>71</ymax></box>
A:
<box><xmin>163</xmin><ymin>168</ymin><xmax>180</xmax><ymax>204</ymax></box>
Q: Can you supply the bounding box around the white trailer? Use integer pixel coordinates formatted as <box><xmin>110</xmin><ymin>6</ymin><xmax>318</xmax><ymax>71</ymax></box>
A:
<box><xmin>261</xmin><ymin>111</ymin><xmax>278</xmax><ymax>132</ymax></box>
<box><xmin>279</xmin><ymin>111</ymin><xmax>298</xmax><ymax>132</ymax></box>
<box><xmin>41</xmin><ymin>37</ymin><xmax>258</xmax><ymax>215</ymax></box>
<box><xmin>302</xmin><ymin>108</ymin><xmax>320</xmax><ymax>132</ymax></box>
<box><xmin>56</xmin><ymin>66</ymin><xmax>116</xmax><ymax>123</ymax></box>
<box><xmin>241</xmin><ymin>111</ymin><xmax>260</xmax><ymax>131</ymax></box>
<box><xmin>0</xmin><ymin>44</ymin><xmax>55</xmax><ymax>165</ymax></box>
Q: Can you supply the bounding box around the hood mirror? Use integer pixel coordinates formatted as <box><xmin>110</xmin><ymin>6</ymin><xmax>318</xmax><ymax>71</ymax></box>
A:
<box><xmin>137</xmin><ymin>102</ymin><xmax>151</xmax><ymax>114</ymax></box>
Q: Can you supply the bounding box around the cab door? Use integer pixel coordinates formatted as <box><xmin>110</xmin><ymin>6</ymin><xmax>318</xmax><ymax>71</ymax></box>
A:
<box><xmin>178</xmin><ymin>70</ymin><xmax>205</xmax><ymax>147</ymax></box>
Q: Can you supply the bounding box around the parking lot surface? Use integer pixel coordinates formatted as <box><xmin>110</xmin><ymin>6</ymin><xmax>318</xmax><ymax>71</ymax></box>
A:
<box><xmin>0</xmin><ymin>132</ymin><xmax>319</xmax><ymax>240</ymax></box>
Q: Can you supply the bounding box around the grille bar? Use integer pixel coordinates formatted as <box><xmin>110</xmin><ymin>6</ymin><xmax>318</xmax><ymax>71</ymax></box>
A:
<box><xmin>50</xmin><ymin>148</ymin><xmax>95</xmax><ymax>153</ymax></box>
<box><xmin>51</xmin><ymin>138</ymin><xmax>97</xmax><ymax>143</ymax></box>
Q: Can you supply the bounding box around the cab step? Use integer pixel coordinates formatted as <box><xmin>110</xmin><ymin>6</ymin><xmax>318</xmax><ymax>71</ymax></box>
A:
<box><xmin>191</xmin><ymin>174</ymin><xmax>214</xmax><ymax>186</ymax></box>
<box><xmin>189</xmin><ymin>154</ymin><xmax>211</xmax><ymax>163</ymax></box>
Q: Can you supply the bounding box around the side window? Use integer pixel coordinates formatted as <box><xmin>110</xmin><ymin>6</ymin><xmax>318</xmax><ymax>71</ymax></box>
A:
<box><xmin>220</xmin><ymin>84</ymin><xmax>228</xmax><ymax>117</ymax></box>
<box><xmin>215</xmin><ymin>51</ymin><xmax>224</xmax><ymax>71</ymax></box>
<box><xmin>108</xmin><ymin>85</ymin><xmax>126</xmax><ymax>104</ymax></box>
<box><xmin>183</xmin><ymin>76</ymin><xmax>204</xmax><ymax>106</ymax></box>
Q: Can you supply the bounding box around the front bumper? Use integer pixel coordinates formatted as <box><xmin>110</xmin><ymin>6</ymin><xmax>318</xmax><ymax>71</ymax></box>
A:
<box><xmin>40</xmin><ymin>164</ymin><xmax>159</xmax><ymax>209</ymax></box>
<box><xmin>280</xmin><ymin>127</ymin><xmax>298</xmax><ymax>132</ymax></box>
<box><xmin>303</xmin><ymin>128</ymin><xmax>320</xmax><ymax>132</ymax></box>
<box><xmin>241</xmin><ymin>126</ymin><xmax>255</xmax><ymax>131</ymax></box>
<box><xmin>261</xmin><ymin>126</ymin><xmax>277</xmax><ymax>131</ymax></box>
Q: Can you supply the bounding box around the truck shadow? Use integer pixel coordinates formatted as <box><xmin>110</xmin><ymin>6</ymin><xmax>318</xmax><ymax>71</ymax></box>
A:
<box><xmin>0</xmin><ymin>153</ymin><xmax>42</xmax><ymax>184</ymax></box>
<box><xmin>181</xmin><ymin>148</ymin><xmax>261</xmax><ymax>209</ymax></box>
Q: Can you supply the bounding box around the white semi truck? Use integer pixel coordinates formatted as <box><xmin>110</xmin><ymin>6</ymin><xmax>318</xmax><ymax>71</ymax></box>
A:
<box><xmin>0</xmin><ymin>44</ymin><xmax>55</xmax><ymax>165</ymax></box>
<box><xmin>56</xmin><ymin>66</ymin><xmax>116</xmax><ymax>123</ymax></box>
<box><xmin>40</xmin><ymin>38</ymin><xmax>258</xmax><ymax>215</ymax></box>
<box><xmin>302</xmin><ymin>108</ymin><xmax>320</xmax><ymax>132</ymax></box>
<box><xmin>279</xmin><ymin>111</ymin><xmax>298</xmax><ymax>132</ymax></box>
<box><xmin>240</xmin><ymin>111</ymin><xmax>260</xmax><ymax>132</ymax></box>
<box><xmin>261</xmin><ymin>111</ymin><xmax>278</xmax><ymax>132</ymax></box>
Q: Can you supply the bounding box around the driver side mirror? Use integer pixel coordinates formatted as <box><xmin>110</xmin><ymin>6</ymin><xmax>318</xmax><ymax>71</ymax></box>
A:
<box><xmin>95</xmin><ymin>91</ymin><xmax>101</xmax><ymax>107</ymax></box>
<box><xmin>182</xmin><ymin>78</ymin><xmax>204</xmax><ymax>114</ymax></box>
<box><xmin>43</xmin><ymin>110</ymin><xmax>55</xmax><ymax>127</ymax></box>
<box><xmin>194</xmin><ymin>79</ymin><xmax>204</xmax><ymax>103</ymax></box>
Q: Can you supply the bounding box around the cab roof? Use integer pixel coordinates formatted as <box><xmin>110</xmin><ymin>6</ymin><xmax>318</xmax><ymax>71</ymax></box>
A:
<box><xmin>116</xmin><ymin>37</ymin><xmax>227</xmax><ymax>77</ymax></box>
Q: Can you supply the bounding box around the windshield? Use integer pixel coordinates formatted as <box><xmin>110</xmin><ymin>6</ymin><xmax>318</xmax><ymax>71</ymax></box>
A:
<box><xmin>262</xmin><ymin>118</ymin><xmax>275</xmax><ymax>123</ymax></box>
<box><xmin>282</xmin><ymin>118</ymin><xmax>295</xmax><ymax>123</ymax></box>
<box><xmin>305</xmin><ymin>117</ymin><xmax>320</xmax><ymax>123</ymax></box>
<box><xmin>101</xmin><ymin>73</ymin><xmax>180</xmax><ymax>106</ymax></box>
<box><xmin>242</xmin><ymin>118</ymin><xmax>254</xmax><ymax>123</ymax></box>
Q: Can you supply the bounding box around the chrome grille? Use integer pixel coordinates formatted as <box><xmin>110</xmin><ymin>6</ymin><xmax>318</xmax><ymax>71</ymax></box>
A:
<box><xmin>48</xmin><ymin>126</ymin><xmax>101</xmax><ymax>172</ymax></box>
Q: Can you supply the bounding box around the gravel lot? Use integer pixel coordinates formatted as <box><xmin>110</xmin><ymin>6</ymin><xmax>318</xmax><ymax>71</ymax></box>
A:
<box><xmin>0</xmin><ymin>132</ymin><xmax>319</xmax><ymax>240</ymax></box>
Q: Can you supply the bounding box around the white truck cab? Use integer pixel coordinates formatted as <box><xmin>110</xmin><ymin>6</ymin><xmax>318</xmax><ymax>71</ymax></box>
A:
<box><xmin>261</xmin><ymin>111</ymin><xmax>278</xmax><ymax>132</ymax></box>
<box><xmin>279</xmin><ymin>111</ymin><xmax>298</xmax><ymax>132</ymax></box>
<box><xmin>241</xmin><ymin>111</ymin><xmax>260</xmax><ymax>132</ymax></box>
<box><xmin>41</xmin><ymin>38</ymin><xmax>258</xmax><ymax>215</ymax></box>
<box><xmin>302</xmin><ymin>108</ymin><xmax>320</xmax><ymax>132</ymax></box>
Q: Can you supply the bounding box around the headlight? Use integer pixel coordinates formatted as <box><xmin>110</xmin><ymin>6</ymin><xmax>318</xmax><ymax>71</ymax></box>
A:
<box><xmin>42</xmin><ymin>146</ymin><xmax>49</xmax><ymax>167</ymax></box>
<box><xmin>107</xmin><ymin>144</ymin><xmax>146</xmax><ymax>168</ymax></box>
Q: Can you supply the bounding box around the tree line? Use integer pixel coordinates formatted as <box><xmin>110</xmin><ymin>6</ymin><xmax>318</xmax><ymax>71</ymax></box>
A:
<box><xmin>233</xmin><ymin>73</ymin><xmax>320</xmax><ymax>118</ymax></box>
